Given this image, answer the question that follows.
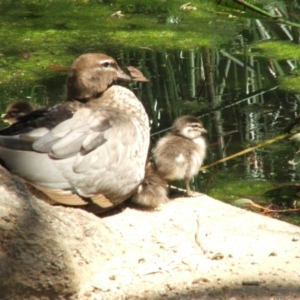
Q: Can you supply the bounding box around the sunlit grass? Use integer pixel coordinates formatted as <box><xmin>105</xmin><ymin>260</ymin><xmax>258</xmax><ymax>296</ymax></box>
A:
<box><xmin>206</xmin><ymin>170</ymin><xmax>273</xmax><ymax>203</ymax></box>
<box><xmin>0</xmin><ymin>0</ymin><xmax>241</xmax><ymax>85</ymax></box>
<box><xmin>252</xmin><ymin>40</ymin><xmax>300</xmax><ymax>60</ymax></box>
<box><xmin>279</xmin><ymin>76</ymin><xmax>300</xmax><ymax>93</ymax></box>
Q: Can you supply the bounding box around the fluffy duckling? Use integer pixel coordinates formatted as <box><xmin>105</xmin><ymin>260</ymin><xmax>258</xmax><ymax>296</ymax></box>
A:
<box><xmin>132</xmin><ymin>163</ymin><xmax>169</xmax><ymax>208</ymax></box>
<box><xmin>153</xmin><ymin>115</ymin><xmax>207</xmax><ymax>196</ymax></box>
<box><xmin>0</xmin><ymin>53</ymin><xmax>150</xmax><ymax>213</ymax></box>
<box><xmin>1</xmin><ymin>101</ymin><xmax>34</xmax><ymax>124</ymax></box>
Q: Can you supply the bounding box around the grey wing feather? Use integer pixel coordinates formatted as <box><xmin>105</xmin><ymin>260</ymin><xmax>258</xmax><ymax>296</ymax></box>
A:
<box><xmin>30</xmin><ymin>106</ymin><xmax>139</xmax><ymax>175</ymax></box>
<box><xmin>20</xmin><ymin>128</ymin><xmax>50</xmax><ymax>142</ymax></box>
<box><xmin>73</xmin><ymin>113</ymin><xmax>138</xmax><ymax>173</ymax></box>
<box><xmin>32</xmin><ymin>108</ymin><xmax>111</xmax><ymax>159</ymax></box>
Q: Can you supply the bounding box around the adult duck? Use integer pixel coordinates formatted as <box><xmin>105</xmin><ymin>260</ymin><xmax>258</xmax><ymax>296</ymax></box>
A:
<box><xmin>0</xmin><ymin>53</ymin><xmax>150</xmax><ymax>212</ymax></box>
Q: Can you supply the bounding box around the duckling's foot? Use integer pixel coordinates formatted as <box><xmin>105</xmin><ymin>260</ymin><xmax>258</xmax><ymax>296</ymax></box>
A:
<box><xmin>185</xmin><ymin>179</ymin><xmax>201</xmax><ymax>197</ymax></box>
<box><xmin>186</xmin><ymin>190</ymin><xmax>201</xmax><ymax>197</ymax></box>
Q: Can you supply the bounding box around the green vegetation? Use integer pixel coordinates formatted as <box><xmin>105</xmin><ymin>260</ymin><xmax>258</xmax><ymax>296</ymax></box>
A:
<box><xmin>280</xmin><ymin>76</ymin><xmax>300</xmax><ymax>93</ymax></box>
<box><xmin>205</xmin><ymin>171</ymin><xmax>273</xmax><ymax>203</ymax></box>
<box><xmin>0</xmin><ymin>0</ymin><xmax>241</xmax><ymax>78</ymax></box>
<box><xmin>250</xmin><ymin>40</ymin><xmax>300</xmax><ymax>93</ymax></box>
<box><xmin>252</xmin><ymin>41</ymin><xmax>300</xmax><ymax>60</ymax></box>
<box><xmin>0</xmin><ymin>0</ymin><xmax>243</xmax><ymax>107</ymax></box>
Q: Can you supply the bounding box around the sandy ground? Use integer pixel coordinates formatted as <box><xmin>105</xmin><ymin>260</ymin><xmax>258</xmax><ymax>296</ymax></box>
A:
<box><xmin>97</xmin><ymin>194</ymin><xmax>300</xmax><ymax>300</ymax></box>
<box><xmin>1</xmin><ymin>164</ymin><xmax>300</xmax><ymax>300</ymax></box>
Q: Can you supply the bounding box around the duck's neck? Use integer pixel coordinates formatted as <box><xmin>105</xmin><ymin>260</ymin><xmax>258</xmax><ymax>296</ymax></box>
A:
<box><xmin>68</xmin><ymin>92</ymin><xmax>103</xmax><ymax>103</ymax></box>
<box><xmin>89</xmin><ymin>85</ymin><xmax>149</xmax><ymax>124</ymax></box>
<box><xmin>66</xmin><ymin>77</ymin><xmax>115</xmax><ymax>103</ymax></box>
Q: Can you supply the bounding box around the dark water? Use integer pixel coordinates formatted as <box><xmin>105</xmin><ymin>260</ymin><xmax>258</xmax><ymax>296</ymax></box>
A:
<box><xmin>1</xmin><ymin>0</ymin><xmax>300</xmax><ymax>223</ymax></box>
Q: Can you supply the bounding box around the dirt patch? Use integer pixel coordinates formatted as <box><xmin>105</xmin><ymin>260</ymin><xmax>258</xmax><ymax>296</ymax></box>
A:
<box><xmin>100</xmin><ymin>196</ymin><xmax>300</xmax><ymax>300</ymax></box>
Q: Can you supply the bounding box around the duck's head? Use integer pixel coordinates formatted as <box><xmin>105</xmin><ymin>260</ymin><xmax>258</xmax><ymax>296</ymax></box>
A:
<box><xmin>66</xmin><ymin>53</ymin><xmax>131</xmax><ymax>102</ymax></box>
<box><xmin>173</xmin><ymin>115</ymin><xmax>207</xmax><ymax>140</ymax></box>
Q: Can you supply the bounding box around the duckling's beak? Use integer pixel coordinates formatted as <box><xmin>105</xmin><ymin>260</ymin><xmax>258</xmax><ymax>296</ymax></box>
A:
<box><xmin>116</xmin><ymin>67</ymin><xmax>131</xmax><ymax>81</ymax></box>
<box><xmin>201</xmin><ymin>128</ymin><xmax>208</xmax><ymax>135</ymax></box>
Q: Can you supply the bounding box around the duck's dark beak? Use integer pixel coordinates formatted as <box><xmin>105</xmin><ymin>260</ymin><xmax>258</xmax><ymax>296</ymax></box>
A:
<box><xmin>117</xmin><ymin>68</ymin><xmax>131</xmax><ymax>81</ymax></box>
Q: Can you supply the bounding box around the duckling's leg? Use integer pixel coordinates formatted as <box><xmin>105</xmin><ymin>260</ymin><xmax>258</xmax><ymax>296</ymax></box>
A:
<box><xmin>185</xmin><ymin>178</ymin><xmax>200</xmax><ymax>197</ymax></box>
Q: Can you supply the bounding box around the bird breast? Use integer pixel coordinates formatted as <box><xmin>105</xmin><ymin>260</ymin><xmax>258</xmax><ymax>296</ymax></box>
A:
<box><xmin>90</xmin><ymin>86</ymin><xmax>149</xmax><ymax>124</ymax></box>
<box><xmin>153</xmin><ymin>134</ymin><xmax>206</xmax><ymax>181</ymax></box>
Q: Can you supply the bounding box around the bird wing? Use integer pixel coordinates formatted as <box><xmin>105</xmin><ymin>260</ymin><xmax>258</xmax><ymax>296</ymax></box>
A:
<box><xmin>30</xmin><ymin>105</ymin><xmax>140</xmax><ymax>174</ymax></box>
<box><xmin>0</xmin><ymin>101</ymin><xmax>83</xmax><ymax>136</ymax></box>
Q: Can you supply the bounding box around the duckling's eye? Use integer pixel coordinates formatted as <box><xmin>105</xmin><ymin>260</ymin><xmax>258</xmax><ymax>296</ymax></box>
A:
<box><xmin>102</xmin><ymin>61</ymin><xmax>110</xmax><ymax>68</ymax></box>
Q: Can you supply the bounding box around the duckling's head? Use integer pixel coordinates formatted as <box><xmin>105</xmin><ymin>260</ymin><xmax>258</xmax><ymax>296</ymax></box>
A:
<box><xmin>66</xmin><ymin>53</ymin><xmax>131</xmax><ymax>102</ymax></box>
<box><xmin>1</xmin><ymin>101</ymin><xmax>34</xmax><ymax>124</ymax></box>
<box><xmin>173</xmin><ymin>115</ymin><xmax>207</xmax><ymax>140</ymax></box>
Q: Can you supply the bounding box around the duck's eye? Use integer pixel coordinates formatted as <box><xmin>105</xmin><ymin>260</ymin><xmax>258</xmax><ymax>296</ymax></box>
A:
<box><xmin>102</xmin><ymin>61</ymin><xmax>110</xmax><ymax>68</ymax></box>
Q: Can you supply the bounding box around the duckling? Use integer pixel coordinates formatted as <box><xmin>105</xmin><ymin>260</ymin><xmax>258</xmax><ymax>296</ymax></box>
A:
<box><xmin>153</xmin><ymin>115</ymin><xmax>207</xmax><ymax>197</ymax></box>
<box><xmin>0</xmin><ymin>53</ymin><xmax>150</xmax><ymax>213</ymax></box>
<box><xmin>132</xmin><ymin>163</ymin><xmax>169</xmax><ymax>208</ymax></box>
<box><xmin>1</xmin><ymin>101</ymin><xmax>34</xmax><ymax>124</ymax></box>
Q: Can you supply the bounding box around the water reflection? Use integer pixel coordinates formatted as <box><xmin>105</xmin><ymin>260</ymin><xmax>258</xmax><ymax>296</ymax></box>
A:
<box><xmin>123</xmin><ymin>40</ymin><xmax>300</xmax><ymax>201</ymax></box>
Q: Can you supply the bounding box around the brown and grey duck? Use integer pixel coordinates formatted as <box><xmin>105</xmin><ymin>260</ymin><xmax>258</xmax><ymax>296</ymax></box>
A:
<box><xmin>0</xmin><ymin>53</ymin><xmax>150</xmax><ymax>212</ymax></box>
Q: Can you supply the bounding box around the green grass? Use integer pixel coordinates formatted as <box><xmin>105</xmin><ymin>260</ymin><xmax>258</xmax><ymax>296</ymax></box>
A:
<box><xmin>0</xmin><ymin>0</ymin><xmax>241</xmax><ymax>83</ymax></box>
<box><xmin>0</xmin><ymin>0</ymin><xmax>244</xmax><ymax>108</ymax></box>
<box><xmin>252</xmin><ymin>41</ymin><xmax>300</xmax><ymax>60</ymax></box>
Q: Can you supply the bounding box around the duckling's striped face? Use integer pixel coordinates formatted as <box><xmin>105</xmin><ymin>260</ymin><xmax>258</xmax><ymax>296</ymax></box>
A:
<box><xmin>173</xmin><ymin>115</ymin><xmax>207</xmax><ymax>140</ymax></box>
<box><xmin>180</xmin><ymin>122</ymin><xmax>207</xmax><ymax>139</ymax></box>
